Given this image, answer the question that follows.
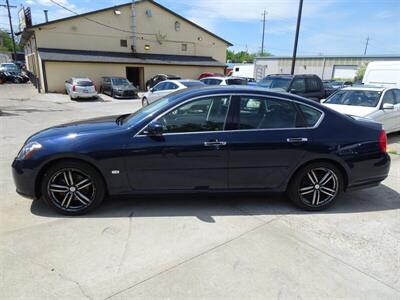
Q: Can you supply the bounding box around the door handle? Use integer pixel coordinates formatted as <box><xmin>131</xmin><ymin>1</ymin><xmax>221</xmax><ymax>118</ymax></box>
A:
<box><xmin>204</xmin><ymin>140</ymin><xmax>227</xmax><ymax>147</ymax></box>
<box><xmin>286</xmin><ymin>137</ymin><xmax>308</xmax><ymax>143</ymax></box>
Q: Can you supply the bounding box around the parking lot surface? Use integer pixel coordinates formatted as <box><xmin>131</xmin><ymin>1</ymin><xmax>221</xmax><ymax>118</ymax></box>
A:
<box><xmin>1</xmin><ymin>84</ymin><xmax>399</xmax><ymax>299</ymax></box>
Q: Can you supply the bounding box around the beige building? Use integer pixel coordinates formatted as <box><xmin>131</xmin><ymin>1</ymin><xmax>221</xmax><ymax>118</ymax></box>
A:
<box><xmin>20</xmin><ymin>0</ymin><xmax>231</xmax><ymax>93</ymax></box>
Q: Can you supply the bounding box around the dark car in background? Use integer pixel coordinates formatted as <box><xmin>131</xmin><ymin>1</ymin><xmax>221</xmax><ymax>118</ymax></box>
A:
<box><xmin>146</xmin><ymin>74</ymin><xmax>181</xmax><ymax>90</ymax></box>
<box><xmin>12</xmin><ymin>86</ymin><xmax>390</xmax><ymax>215</ymax></box>
<box><xmin>323</xmin><ymin>80</ymin><xmax>353</xmax><ymax>97</ymax></box>
<box><xmin>257</xmin><ymin>74</ymin><xmax>325</xmax><ymax>102</ymax></box>
<box><xmin>100</xmin><ymin>76</ymin><xmax>138</xmax><ymax>99</ymax></box>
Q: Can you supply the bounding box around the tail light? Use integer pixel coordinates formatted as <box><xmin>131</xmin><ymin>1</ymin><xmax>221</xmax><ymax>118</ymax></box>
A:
<box><xmin>72</xmin><ymin>85</ymin><xmax>76</xmax><ymax>92</ymax></box>
<box><xmin>379</xmin><ymin>130</ymin><xmax>387</xmax><ymax>153</ymax></box>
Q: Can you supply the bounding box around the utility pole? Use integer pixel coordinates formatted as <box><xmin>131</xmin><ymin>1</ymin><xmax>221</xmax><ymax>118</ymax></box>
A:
<box><xmin>363</xmin><ymin>36</ymin><xmax>370</xmax><ymax>56</ymax></box>
<box><xmin>0</xmin><ymin>0</ymin><xmax>17</xmax><ymax>61</ymax></box>
<box><xmin>291</xmin><ymin>0</ymin><xmax>303</xmax><ymax>75</ymax></box>
<box><xmin>260</xmin><ymin>10</ymin><xmax>267</xmax><ymax>56</ymax></box>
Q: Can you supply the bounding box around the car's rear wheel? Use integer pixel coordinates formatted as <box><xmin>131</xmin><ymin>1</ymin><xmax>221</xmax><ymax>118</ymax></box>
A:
<box><xmin>142</xmin><ymin>97</ymin><xmax>149</xmax><ymax>107</ymax></box>
<box><xmin>288</xmin><ymin>162</ymin><xmax>342</xmax><ymax>211</ymax></box>
<box><xmin>41</xmin><ymin>160</ymin><xmax>105</xmax><ymax>215</ymax></box>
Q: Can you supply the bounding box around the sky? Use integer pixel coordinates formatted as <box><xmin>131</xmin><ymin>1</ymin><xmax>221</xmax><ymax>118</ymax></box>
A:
<box><xmin>1</xmin><ymin>0</ymin><xmax>400</xmax><ymax>56</ymax></box>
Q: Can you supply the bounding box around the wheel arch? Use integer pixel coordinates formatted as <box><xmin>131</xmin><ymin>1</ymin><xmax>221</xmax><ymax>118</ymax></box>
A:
<box><xmin>286</xmin><ymin>158</ymin><xmax>349</xmax><ymax>192</ymax></box>
<box><xmin>35</xmin><ymin>156</ymin><xmax>109</xmax><ymax>199</ymax></box>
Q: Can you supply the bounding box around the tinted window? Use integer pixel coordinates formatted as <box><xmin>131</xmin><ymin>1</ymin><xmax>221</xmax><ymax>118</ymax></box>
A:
<box><xmin>103</xmin><ymin>78</ymin><xmax>110</xmax><ymax>83</ymax></box>
<box><xmin>393</xmin><ymin>89</ymin><xmax>400</xmax><ymax>104</ymax></box>
<box><xmin>181</xmin><ymin>81</ymin><xmax>204</xmax><ymax>87</ymax></box>
<box><xmin>76</xmin><ymin>81</ymin><xmax>93</xmax><ymax>86</ymax></box>
<box><xmin>238</xmin><ymin>96</ymin><xmax>299</xmax><ymax>129</ymax></box>
<box><xmin>307</xmin><ymin>78</ymin><xmax>321</xmax><ymax>92</ymax></box>
<box><xmin>164</xmin><ymin>82</ymin><xmax>178</xmax><ymax>90</ymax></box>
<box><xmin>257</xmin><ymin>77</ymin><xmax>291</xmax><ymax>90</ymax></box>
<box><xmin>291</xmin><ymin>78</ymin><xmax>306</xmax><ymax>92</ymax></box>
<box><xmin>325</xmin><ymin>90</ymin><xmax>381</xmax><ymax>107</ymax></box>
<box><xmin>153</xmin><ymin>82</ymin><xmax>168</xmax><ymax>91</ymax></box>
<box><xmin>159</xmin><ymin>96</ymin><xmax>231</xmax><ymax>133</ymax></box>
<box><xmin>382</xmin><ymin>90</ymin><xmax>395</xmax><ymax>105</ymax></box>
<box><xmin>226</xmin><ymin>78</ymin><xmax>247</xmax><ymax>85</ymax></box>
<box><xmin>298</xmin><ymin>104</ymin><xmax>322</xmax><ymax>126</ymax></box>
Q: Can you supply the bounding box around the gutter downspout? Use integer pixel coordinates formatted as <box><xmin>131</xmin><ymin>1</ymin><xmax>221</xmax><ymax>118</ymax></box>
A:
<box><xmin>131</xmin><ymin>0</ymin><xmax>136</xmax><ymax>53</ymax></box>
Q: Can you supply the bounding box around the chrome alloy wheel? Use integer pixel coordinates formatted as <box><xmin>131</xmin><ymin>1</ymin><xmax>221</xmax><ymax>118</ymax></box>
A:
<box><xmin>47</xmin><ymin>168</ymin><xmax>96</xmax><ymax>211</ymax></box>
<box><xmin>298</xmin><ymin>167</ymin><xmax>339</xmax><ymax>207</ymax></box>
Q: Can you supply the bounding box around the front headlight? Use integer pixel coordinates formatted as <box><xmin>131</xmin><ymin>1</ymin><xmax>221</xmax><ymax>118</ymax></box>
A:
<box><xmin>17</xmin><ymin>142</ymin><xmax>42</xmax><ymax>160</ymax></box>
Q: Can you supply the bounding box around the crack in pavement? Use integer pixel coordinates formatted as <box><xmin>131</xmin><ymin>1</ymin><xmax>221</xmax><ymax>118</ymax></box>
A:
<box><xmin>117</xmin><ymin>210</ymin><xmax>135</xmax><ymax>273</ymax></box>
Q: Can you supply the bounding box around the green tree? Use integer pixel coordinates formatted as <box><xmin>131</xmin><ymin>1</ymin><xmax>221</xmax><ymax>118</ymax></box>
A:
<box><xmin>355</xmin><ymin>64</ymin><xmax>367</xmax><ymax>82</ymax></box>
<box><xmin>226</xmin><ymin>49</ymin><xmax>271</xmax><ymax>63</ymax></box>
<box><xmin>0</xmin><ymin>31</ymin><xmax>22</xmax><ymax>52</ymax></box>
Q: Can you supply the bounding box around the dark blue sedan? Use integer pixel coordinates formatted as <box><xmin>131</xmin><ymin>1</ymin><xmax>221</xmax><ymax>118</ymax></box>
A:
<box><xmin>12</xmin><ymin>86</ymin><xmax>390</xmax><ymax>215</ymax></box>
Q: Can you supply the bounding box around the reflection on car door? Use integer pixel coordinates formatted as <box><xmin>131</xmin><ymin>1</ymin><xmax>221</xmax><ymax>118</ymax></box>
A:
<box><xmin>225</xmin><ymin>95</ymin><xmax>316</xmax><ymax>189</ymax></box>
<box><xmin>125</xmin><ymin>96</ymin><xmax>232</xmax><ymax>191</ymax></box>
<box><xmin>376</xmin><ymin>90</ymin><xmax>397</xmax><ymax>132</ymax></box>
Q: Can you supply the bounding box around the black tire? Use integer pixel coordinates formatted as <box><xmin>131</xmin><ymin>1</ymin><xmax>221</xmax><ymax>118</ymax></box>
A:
<box><xmin>41</xmin><ymin>160</ymin><xmax>106</xmax><ymax>215</ymax></box>
<box><xmin>287</xmin><ymin>162</ymin><xmax>343</xmax><ymax>211</ymax></box>
<box><xmin>142</xmin><ymin>97</ymin><xmax>149</xmax><ymax>107</ymax></box>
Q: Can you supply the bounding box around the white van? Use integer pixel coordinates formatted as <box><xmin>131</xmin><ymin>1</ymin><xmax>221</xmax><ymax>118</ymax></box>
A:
<box><xmin>362</xmin><ymin>61</ymin><xmax>400</xmax><ymax>87</ymax></box>
<box><xmin>230</xmin><ymin>64</ymin><xmax>255</xmax><ymax>79</ymax></box>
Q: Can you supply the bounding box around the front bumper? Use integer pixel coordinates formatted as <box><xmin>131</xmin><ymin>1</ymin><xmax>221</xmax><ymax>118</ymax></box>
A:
<box><xmin>12</xmin><ymin>159</ymin><xmax>38</xmax><ymax>199</ymax></box>
<box><xmin>113</xmin><ymin>90</ymin><xmax>138</xmax><ymax>98</ymax></box>
<box><xmin>71</xmin><ymin>91</ymin><xmax>98</xmax><ymax>99</ymax></box>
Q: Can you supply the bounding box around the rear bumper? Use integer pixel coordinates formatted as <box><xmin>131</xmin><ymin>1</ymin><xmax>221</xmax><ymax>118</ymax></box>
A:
<box><xmin>12</xmin><ymin>159</ymin><xmax>38</xmax><ymax>199</ymax></box>
<box><xmin>71</xmin><ymin>91</ymin><xmax>98</xmax><ymax>98</ymax></box>
<box><xmin>346</xmin><ymin>152</ymin><xmax>391</xmax><ymax>191</ymax></box>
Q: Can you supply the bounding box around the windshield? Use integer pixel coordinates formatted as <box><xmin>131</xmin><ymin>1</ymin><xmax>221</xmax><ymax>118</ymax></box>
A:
<box><xmin>257</xmin><ymin>77</ymin><xmax>291</xmax><ymax>90</ymax></box>
<box><xmin>1</xmin><ymin>64</ymin><xmax>19</xmax><ymax>72</ymax></box>
<box><xmin>181</xmin><ymin>81</ymin><xmax>204</xmax><ymax>87</ymax></box>
<box><xmin>325</xmin><ymin>90</ymin><xmax>381</xmax><ymax>107</ymax></box>
<box><xmin>124</xmin><ymin>97</ymin><xmax>175</xmax><ymax>125</ymax></box>
<box><xmin>112</xmin><ymin>78</ymin><xmax>130</xmax><ymax>86</ymax></box>
<box><xmin>226</xmin><ymin>78</ymin><xmax>247</xmax><ymax>85</ymax></box>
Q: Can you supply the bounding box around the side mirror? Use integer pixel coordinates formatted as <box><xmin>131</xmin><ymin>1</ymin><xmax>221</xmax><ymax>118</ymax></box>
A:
<box><xmin>382</xmin><ymin>103</ymin><xmax>394</xmax><ymax>110</ymax></box>
<box><xmin>150</xmin><ymin>88</ymin><xmax>155</xmax><ymax>93</ymax></box>
<box><xmin>289</xmin><ymin>88</ymin><xmax>297</xmax><ymax>94</ymax></box>
<box><xmin>320</xmin><ymin>98</ymin><xmax>326</xmax><ymax>103</ymax></box>
<box><xmin>144</xmin><ymin>121</ymin><xmax>163</xmax><ymax>136</ymax></box>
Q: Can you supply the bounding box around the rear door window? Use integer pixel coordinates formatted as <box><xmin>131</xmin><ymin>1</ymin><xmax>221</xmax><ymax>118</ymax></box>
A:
<box><xmin>392</xmin><ymin>89</ymin><xmax>400</xmax><ymax>104</ymax></box>
<box><xmin>290</xmin><ymin>79</ymin><xmax>306</xmax><ymax>92</ymax></box>
<box><xmin>306</xmin><ymin>78</ymin><xmax>321</xmax><ymax>92</ymax></box>
<box><xmin>238</xmin><ymin>96</ymin><xmax>299</xmax><ymax>129</ymax></box>
<box><xmin>298</xmin><ymin>104</ymin><xmax>323</xmax><ymax>126</ymax></box>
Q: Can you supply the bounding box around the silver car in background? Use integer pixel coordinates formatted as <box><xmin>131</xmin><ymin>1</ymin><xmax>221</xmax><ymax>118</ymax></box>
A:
<box><xmin>322</xmin><ymin>86</ymin><xmax>400</xmax><ymax>133</ymax></box>
<box><xmin>65</xmin><ymin>77</ymin><xmax>98</xmax><ymax>100</ymax></box>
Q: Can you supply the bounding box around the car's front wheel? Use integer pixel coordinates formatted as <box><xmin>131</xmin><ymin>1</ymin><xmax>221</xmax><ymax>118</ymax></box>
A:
<box><xmin>287</xmin><ymin>162</ymin><xmax>343</xmax><ymax>211</ymax></box>
<box><xmin>41</xmin><ymin>160</ymin><xmax>105</xmax><ymax>215</ymax></box>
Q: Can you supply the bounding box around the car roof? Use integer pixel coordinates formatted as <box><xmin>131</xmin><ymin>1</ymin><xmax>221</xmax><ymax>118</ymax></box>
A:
<box><xmin>341</xmin><ymin>86</ymin><xmax>386</xmax><ymax>92</ymax></box>
<box><xmin>72</xmin><ymin>77</ymin><xmax>91</xmax><ymax>81</ymax></box>
<box><xmin>201</xmin><ymin>77</ymin><xmax>224</xmax><ymax>80</ymax></box>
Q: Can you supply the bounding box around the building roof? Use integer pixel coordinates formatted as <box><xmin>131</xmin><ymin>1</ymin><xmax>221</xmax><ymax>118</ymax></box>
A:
<box><xmin>256</xmin><ymin>54</ymin><xmax>400</xmax><ymax>60</ymax></box>
<box><xmin>27</xmin><ymin>0</ymin><xmax>232</xmax><ymax>46</ymax></box>
<box><xmin>38</xmin><ymin>48</ymin><xmax>227</xmax><ymax>67</ymax></box>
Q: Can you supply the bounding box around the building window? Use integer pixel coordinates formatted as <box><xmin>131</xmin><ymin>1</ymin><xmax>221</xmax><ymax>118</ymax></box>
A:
<box><xmin>120</xmin><ymin>39</ymin><xmax>128</xmax><ymax>47</ymax></box>
<box><xmin>181</xmin><ymin>43</ymin><xmax>187</xmax><ymax>51</ymax></box>
<box><xmin>175</xmin><ymin>21</ymin><xmax>181</xmax><ymax>31</ymax></box>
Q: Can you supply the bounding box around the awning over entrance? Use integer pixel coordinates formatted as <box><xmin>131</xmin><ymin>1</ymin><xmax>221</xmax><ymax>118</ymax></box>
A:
<box><xmin>38</xmin><ymin>48</ymin><xmax>226</xmax><ymax>67</ymax></box>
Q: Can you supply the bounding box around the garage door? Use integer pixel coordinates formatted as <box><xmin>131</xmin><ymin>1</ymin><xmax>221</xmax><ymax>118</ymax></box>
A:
<box><xmin>332</xmin><ymin>65</ymin><xmax>358</xmax><ymax>80</ymax></box>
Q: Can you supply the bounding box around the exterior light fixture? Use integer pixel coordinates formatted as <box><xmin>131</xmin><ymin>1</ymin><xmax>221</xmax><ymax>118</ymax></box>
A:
<box><xmin>114</xmin><ymin>10</ymin><xmax>121</xmax><ymax>15</ymax></box>
<box><xmin>175</xmin><ymin>21</ymin><xmax>181</xmax><ymax>31</ymax></box>
<box><xmin>144</xmin><ymin>44</ymin><xmax>151</xmax><ymax>50</ymax></box>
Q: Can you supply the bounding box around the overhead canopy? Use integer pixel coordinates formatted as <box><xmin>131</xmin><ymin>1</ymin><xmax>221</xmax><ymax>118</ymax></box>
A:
<box><xmin>38</xmin><ymin>48</ymin><xmax>226</xmax><ymax>67</ymax></box>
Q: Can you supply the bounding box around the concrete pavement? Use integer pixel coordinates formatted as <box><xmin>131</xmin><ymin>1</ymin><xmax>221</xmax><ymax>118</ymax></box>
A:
<box><xmin>1</xmin><ymin>84</ymin><xmax>399</xmax><ymax>299</ymax></box>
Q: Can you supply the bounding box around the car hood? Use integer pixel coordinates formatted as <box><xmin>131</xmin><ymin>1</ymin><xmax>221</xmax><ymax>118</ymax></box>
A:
<box><xmin>322</xmin><ymin>103</ymin><xmax>377</xmax><ymax>117</ymax></box>
<box><xmin>26</xmin><ymin>115</ymin><xmax>122</xmax><ymax>143</ymax></box>
<box><xmin>113</xmin><ymin>85</ymin><xmax>137</xmax><ymax>91</ymax></box>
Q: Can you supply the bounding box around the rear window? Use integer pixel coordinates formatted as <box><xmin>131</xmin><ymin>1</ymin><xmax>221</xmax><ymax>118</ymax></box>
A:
<box><xmin>298</xmin><ymin>104</ymin><xmax>322</xmax><ymax>126</ymax></box>
<box><xmin>181</xmin><ymin>81</ymin><xmax>205</xmax><ymax>87</ymax></box>
<box><xmin>76</xmin><ymin>81</ymin><xmax>93</xmax><ymax>86</ymax></box>
<box><xmin>226</xmin><ymin>78</ymin><xmax>247</xmax><ymax>85</ymax></box>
